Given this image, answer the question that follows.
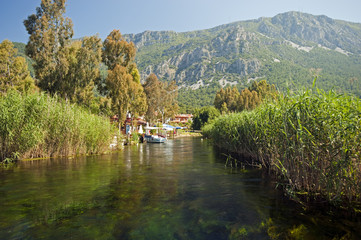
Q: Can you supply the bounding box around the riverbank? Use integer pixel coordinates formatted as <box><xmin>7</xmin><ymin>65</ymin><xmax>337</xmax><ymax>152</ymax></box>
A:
<box><xmin>0</xmin><ymin>92</ymin><xmax>117</xmax><ymax>162</ymax></box>
<box><xmin>175</xmin><ymin>131</ymin><xmax>202</xmax><ymax>138</ymax></box>
<box><xmin>203</xmin><ymin>88</ymin><xmax>361</xmax><ymax>211</ymax></box>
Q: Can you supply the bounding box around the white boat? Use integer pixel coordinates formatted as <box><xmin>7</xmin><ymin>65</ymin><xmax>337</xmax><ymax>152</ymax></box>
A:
<box><xmin>144</xmin><ymin>125</ymin><xmax>167</xmax><ymax>143</ymax></box>
<box><xmin>144</xmin><ymin>134</ymin><xmax>166</xmax><ymax>143</ymax></box>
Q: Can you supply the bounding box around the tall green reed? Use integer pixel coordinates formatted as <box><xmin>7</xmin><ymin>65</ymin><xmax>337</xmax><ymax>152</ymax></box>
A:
<box><xmin>0</xmin><ymin>91</ymin><xmax>117</xmax><ymax>161</ymax></box>
<box><xmin>203</xmin><ymin>88</ymin><xmax>361</xmax><ymax>204</ymax></box>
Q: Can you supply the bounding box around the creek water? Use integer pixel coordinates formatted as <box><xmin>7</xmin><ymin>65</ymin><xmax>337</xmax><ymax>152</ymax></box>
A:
<box><xmin>0</xmin><ymin>137</ymin><xmax>360</xmax><ymax>239</ymax></box>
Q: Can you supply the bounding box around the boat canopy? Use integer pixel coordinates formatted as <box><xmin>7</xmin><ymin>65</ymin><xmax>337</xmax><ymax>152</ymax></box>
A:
<box><xmin>163</xmin><ymin>124</ymin><xmax>176</xmax><ymax>131</ymax></box>
<box><xmin>145</xmin><ymin>124</ymin><xmax>186</xmax><ymax>131</ymax></box>
<box><xmin>144</xmin><ymin>127</ymin><xmax>162</xmax><ymax>130</ymax></box>
<box><xmin>163</xmin><ymin>124</ymin><xmax>186</xmax><ymax>130</ymax></box>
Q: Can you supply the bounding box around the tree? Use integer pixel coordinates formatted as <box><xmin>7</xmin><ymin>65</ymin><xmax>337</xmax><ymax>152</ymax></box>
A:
<box><xmin>143</xmin><ymin>74</ymin><xmax>179</xmax><ymax>124</ymax></box>
<box><xmin>0</xmin><ymin>40</ymin><xmax>36</xmax><ymax>96</ymax></box>
<box><xmin>237</xmin><ymin>88</ymin><xmax>260</xmax><ymax>111</ymax></box>
<box><xmin>128</xmin><ymin>78</ymin><xmax>147</xmax><ymax>118</ymax></box>
<box><xmin>24</xmin><ymin>0</ymin><xmax>107</xmax><ymax>110</ymax></box>
<box><xmin>102</xmin><ymin>30</ymin><xmax>136</xmax><ymax>70</ymax></box>
<box><xmin>249</xmin><ymin>79</ymin><xmax>277</xmax><ymax>100</ymax></box>
<box><xmin>106</xmin><ymin>65</ymin><xmax>132</xmax><ymax>123</ymax></box>
<box><xmin>214</xmin><ymin>88</ymin><xmax>225</xmax><ymax>111</ymax></box>
<box><xmin>64</xmin><ymin>36</ymin><xmax>103</xmax><ymax>106</ymax></box>
<box><xmin>143</xmin><ymin>73</ymin><xmax>162</xmax><ymax>123</ymax></box>
<box><xmin>192</xmin><ymin>106</ymin><xmax>220</xmax><ymax>130</ymax></box>
<box><xmin>220</xmin><ymin>102</ymin><xmax>228</xmax><ymax>114</ymax></box>
<box><xmin>24</xmin><ymin>0</ymin><xmax>73</xmax><ymax>94</ymax></box>
<box><xmin>214</xmin><ymin>86</ymin><xmax>240</xmax><ymax>113</ymax></box>
<box><xmin>161</xmin><ymin>80</ymin><xmax>179</xmax><ymax>122</ymax></box>
<box><xmin>102</xmin><ymin>30</ymin><xmax>147</xmax><ymax>126</ymax></box>
<box><xmin>214</xmin><ymin>80</ymin><xmax>277</xmax><ymax>113</ymax></box>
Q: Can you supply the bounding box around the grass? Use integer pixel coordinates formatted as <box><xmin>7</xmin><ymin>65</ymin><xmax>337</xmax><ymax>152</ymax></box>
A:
<box><xmin>203</xmin><ymin>87</ymin><xmax>361</xmax><ymax>206</ymax></box>
<box><xmin>0</xmin><ymin>91</ymin><xmax>117</xmax><ymax>162</ymax></box>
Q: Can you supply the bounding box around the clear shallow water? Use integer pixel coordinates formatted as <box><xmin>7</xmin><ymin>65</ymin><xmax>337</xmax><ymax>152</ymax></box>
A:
<box><xmin>0</xmin><ymin>137</ymin><xmax>360</xmax><ymax>239</ymax></box>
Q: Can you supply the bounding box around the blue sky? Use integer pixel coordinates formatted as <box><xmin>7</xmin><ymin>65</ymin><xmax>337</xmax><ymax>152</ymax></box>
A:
<box><xmin>1</xmin><ymin>0</ymin><xmax>361</xmax><ymax>43</ymax></box>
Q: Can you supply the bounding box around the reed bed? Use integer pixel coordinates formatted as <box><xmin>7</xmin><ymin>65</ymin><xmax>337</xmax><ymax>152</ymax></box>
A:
<box><xmin>203</xmin><ymin>89</ymin><xmax>361</xmax><ymax>205</ymax></box>
<box><xmin>0</xmin><ymin>91</ymin><xmax>117</xmax><ymax>162</ymax></box>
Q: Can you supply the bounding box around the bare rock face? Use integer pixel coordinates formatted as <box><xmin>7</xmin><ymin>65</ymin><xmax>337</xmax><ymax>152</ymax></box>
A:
<box><xmin>125</xmin><ymin>31</ymin><xmax>178</xmax><ymax>48</ymax></box>
<box><xmin>227</xmin><ymin>59</ymin><xmax>261</xmax><ymax>76</ymax></box>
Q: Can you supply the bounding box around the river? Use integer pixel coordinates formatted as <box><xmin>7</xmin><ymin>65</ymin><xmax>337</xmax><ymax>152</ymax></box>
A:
<box><xmin>0</xmin><ymin>137</ymin><xmax>360</xmax><ymax>239</ymax></box>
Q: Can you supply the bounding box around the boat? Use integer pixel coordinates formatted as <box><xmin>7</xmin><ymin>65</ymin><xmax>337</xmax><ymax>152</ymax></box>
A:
<box><xmin>144</xmin><ymin>126</ymin><xmax>167</xmax><ymax>143</ymax></box>
<box><xmin>144</xmin><ymin>134</ymin><xmax>166</xmax><ymax>143</ymax></box>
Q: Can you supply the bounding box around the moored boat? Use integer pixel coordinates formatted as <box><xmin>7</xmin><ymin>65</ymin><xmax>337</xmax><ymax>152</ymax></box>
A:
<box><xmin>144</xmin><ymin>134</ymin><xmax>166</xmax><ymax>143</ymax></box>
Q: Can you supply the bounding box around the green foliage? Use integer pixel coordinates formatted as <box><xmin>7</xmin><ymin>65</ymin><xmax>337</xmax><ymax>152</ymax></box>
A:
<box><xmin>192</xmin><ymin>106</ymin><xmax>220</xmax><ymax>130</ymax></box>
<box><xmin>11</xmin><ymin>40</ymin><xmax>111</xmax><ymax>116</ymax></box>
<box><xmin>0</xmin><ymin>91</ymin><xmax>117</xmax><ymax>162</ymax></box>
<box><xmin>204</xmin><ymin>88</ymin><xmax>361</xmax><ymax>205</ymax></box>
<box><xmin>249</xmin><ymin>79</ymin><xmax>277</xmax><ymax>99</ymax></box>
<box><xmin>177</xmin><ymin>82</ymin><xmax>222</xmax><ymax>113</ymax></box>
<box><xmin>103</xmin><ymin>30</ymin><xmax>147</xmax><ymax>124</ymax></box>
<box><xmin>23</xmin><ymin>1</ymin><xmax>146</xmax><ymax>119</ymax></box>
<box><xmin>12</xmin><ymin>42</ymin><xmax>35</xmax><ymax>77</ymax></box>
<box><xmin>0</xmin><ymin>40</ymin><xmax>36</xmax><ymax>95</ymax></box>
<box><xmin>106</xmin><ymin>64</ymin><xmax>147</xmax><ymax>124</ymax></box>
<box><xmin>131</xmin><ymin>67</ymin><xmax>141</xmax><ymax>84</ymax></box>
<box><xmin>65</xmin><ymin>36</ymin><xmax>103</xmax><ymax>106</ymax></box>
<box><xmin>129</xmin><ymin>133</ymin><xmax>141</xmax><ymax>145</ymax></box>
<box><xmin>24</xmin><ymin>0</ymin><xmax>74</xmax><ymax>95</ymax></box>
<box><xmin>143</xmin><ymin>73</ymin><xmax>162</xmax><ymax>123</ymax></box>
<box><xmin>143</xmin><ymin>74</ymin><xmax>179</xmax><ymax>124</ymax></box>
<box><xmin>102</xmin><ymin>30</ymin><xmax>136</xmax><ymax>70</ymax></box>
<box><xmin>213</xmin><ymin>80</ymin><xmax>276</xmax><ymax>113</ymax></box>
<box><xmin>23</xmin><ymin>0</ymin><xmax>106</xmax><ymax>109</ymax></box>
<box><xmin>0</xmin><ymin>92</ymin><xmax>44</xmax><ymax>161</ymax></box>
<box><xmin>214</xmin><ymin>87</ymin><xmax>240</xmax><ymax>113</ymax></box>
<box><xmin>237</xmin><ymin>88</ymin><xmax>260</xmax><ymax>111</ymax></box>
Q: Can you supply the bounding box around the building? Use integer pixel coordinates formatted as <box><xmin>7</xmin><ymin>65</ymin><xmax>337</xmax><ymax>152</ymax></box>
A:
<box><xmin>170</xmin><ymin>114</ymin><xmax>193</xmax><ymax>124</ymax></box>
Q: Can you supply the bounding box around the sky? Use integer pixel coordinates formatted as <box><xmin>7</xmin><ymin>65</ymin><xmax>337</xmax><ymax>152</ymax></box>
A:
<box><xmin>1</xmin><ymin>0</ymin><xmax>361</xmax><ymax>43</ymax></box>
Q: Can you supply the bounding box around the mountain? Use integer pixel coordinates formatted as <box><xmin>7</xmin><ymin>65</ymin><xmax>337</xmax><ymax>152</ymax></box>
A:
<box><xmin>13</xmin><ymin>12</ymin><xmax>361</xmax><ymax>112</ymax></box>
<box><xmin>124</xmin><ymin>11</ymin><xmax>361</xmax><ymax>111</ymax></box>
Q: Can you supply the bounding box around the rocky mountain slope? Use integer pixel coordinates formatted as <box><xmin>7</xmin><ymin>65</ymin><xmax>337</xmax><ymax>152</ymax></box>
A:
<box><xmin>124</xmin><ymin>11</ymin><xmax>361</xmax><ymax>110</ymax></box>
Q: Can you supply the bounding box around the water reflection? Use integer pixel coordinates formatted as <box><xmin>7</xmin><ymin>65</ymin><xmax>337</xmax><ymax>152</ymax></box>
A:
<box><xmin>0</xmin><ymin>137</ymin><xmax>360</xmax><ymax>239</ymax></box>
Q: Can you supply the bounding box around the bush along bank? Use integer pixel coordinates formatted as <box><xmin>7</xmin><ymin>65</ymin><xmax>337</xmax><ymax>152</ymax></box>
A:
<box><xmin>0</xmin><ymin>91</ymin><xmax>118</xmax><ymax>162</ymax></box>
<box><xmin>203</xmin><ymin>88</ymin><xmax>361</xmax><ymax>209</ymax></box>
